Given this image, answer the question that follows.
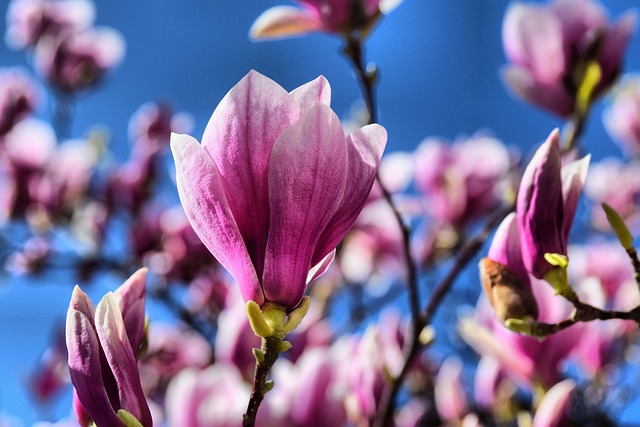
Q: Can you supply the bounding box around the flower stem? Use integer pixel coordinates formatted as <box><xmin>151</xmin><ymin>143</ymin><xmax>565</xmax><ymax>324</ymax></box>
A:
<box><xmin>375</xmin><ymin>204</ymin><xmax>511</xmax><ymax>427</ymax></box>
<box><xmin>243</xmin><ymin>336</ymin><xmax>282</xmax><ymax>426</ymax></box>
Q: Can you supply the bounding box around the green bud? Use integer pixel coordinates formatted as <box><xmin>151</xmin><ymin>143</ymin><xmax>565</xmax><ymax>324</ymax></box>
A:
<box><xmin>418</xmin><ymin>325</ymin><xmax>435</xmax><ymax>346</ymax></box>
<box><xmin>505</xmin><ymin>318</ymin><xmax>533</xmax><ymax>335</ymax></box>
<box><xmin>602</xmin><ymin>203</ymin><xmax>634</xmax><ymax>250</ymax></box>
<box><xmin>263</xmin><ymin>302</ymin><xmax>287</xmax><ymax>333</ymax></box>
<box><xmin>117</xmin><ymin>410</ymin><xmax>144</xmax><ymax>427</ymax></box>
<box><xmin>264</xmin><ymin>380</ymin><xmax>275</xmax><ymax>393</ymax></box>
<box><xmin>246</xmin><ymin>301</ymin><xmax>275</xmax><ymax>338</ymax></box>
<box><xmin>283</xmin><ymin>296</ymin><xmax>311</xmax><ymax>334</ymax></box>
<box><xmin>544</xmin><ymin>253</ymin><xmax>568</xmax><ymax>269</ymax></box>
<box><xmin>253</xmin><ymin>348</ymin><xmax>265</xmax><ymax>364</ymax></box>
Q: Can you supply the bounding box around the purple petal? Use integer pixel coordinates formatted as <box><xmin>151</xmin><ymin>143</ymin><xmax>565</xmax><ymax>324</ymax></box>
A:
<box><xmin>203</xmin><ymin>70</ymin><xmax>300</xmax><ymax>282</ymax></box>
<box><xmin>114</xmin><ymin>268</ymin><xmax>147</xmax><ymax>353</ymax></box>
<box><xmin>250</xmin><ymin>6</ymin><xmax>322</xmax><ymax>40</ymax></box>
<box><xmin>307</xmin><ymin>249</ymin><xmax>336</xmax><ymax>284</ymax></box>
<box><xmin>560</xmin><ymin>154</ymin><xmax>590</xmax><ymax>242</ymax></box>
<box><xmin>290</xmin><ymin>75</ymin><xmax>331</xmax><ymax>110</ymax></box>
<box><xmin>487</xmin><ymin>213</ymin><xmax>528</xmax><ymax>283</ymax></box>
<box><xmin>598</xmin><ymin>12</ymin><xmax>637</xmax><ymax>86</ymax></box>
<box><xmin>502</xmin><ymin>4</ymin><xmax>565</xmax><ymax>82</ymax></box>
<box><xmin>312</xmin><ymin>124</ymin><xmax>387</xmax><ymax>265</ymax></box>
<box><xmin>69</xmin><ymin>285</ymin><xmax>96</xmax><ymax>323</ymax></box>
<box><xmin>95</xmin><ymin>293</ymin><xmax>152</xmax><ymax>427</ymax></box>
<box><xmin>517</xmin><ymin>130</ymin><xmax>564</xmax><ymax>279</ymax></box>
<box><xmin>263</xmin><ymin>103</ymin><xmax>348</xmax><ymax>308</ymax></box>
<box><xmin>66</xmin><ymin>307</ymin><xmax>123</xmax><ymax>427</ymax></box>
<box><xmin>171</xmin><ymin>132</ymin><xmax>263</xmax><ymax>304</ymax></box>
<box><xmin>501</xmin><ymin>66</ymin><xmax>574</xmax><ymax>117</ymax></box>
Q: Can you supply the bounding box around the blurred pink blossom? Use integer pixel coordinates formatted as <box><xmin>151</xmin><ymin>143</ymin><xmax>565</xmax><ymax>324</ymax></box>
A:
<box><xmin>250</xmin><ymin>0</ymin><xmax>403</xmax><ymax>40</ymax></box>
<box><xmin>603</xmin><ymin>75</ymin><xmax>640</xmax><ymax>156</ymax></box>
<box><xmin>0</xmin><ymin>67</ymin><xmax>39</xmax><ymax>136</ymax></box>
<box><xmin>502</xmin><ymin>0</ymin><xmax>636</xmax><ymax>117</ymax></box>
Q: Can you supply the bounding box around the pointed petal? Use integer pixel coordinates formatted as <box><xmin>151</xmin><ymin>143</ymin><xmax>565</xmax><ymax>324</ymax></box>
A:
<box><xmin>114</xmin><ymin>268</ymin><xmax>147</xmax><ymax>353</ymax></box>
<box><xmin>171</xmin><ymin>132</ymin><xmax>263</xmax><ymax>304</ymax></box>
<box><xmin>203</xmin><ymin>70</ymin><xmax>300</xmax><ymax>281</ymax></box>
<box><xmin>307</xmin><ymin>249</ymin><xmax>336</xmax><ymax>284</ymax></box>
<box><xmin>66</xmin><ymin>307</ymin><xmax>123</xmax><ymax>427</ymax></box>
<box><xmin>532</xmin><ymin>379</ymin><xmax>575</xmax><ymax>427</ymax></box>
<box><xmin>599</xmin><ymin>12</ymin><xmax>637</xmax><ymax>85</ymax></box>
<box><xmin>312</xmin><ymin>124</ymin><xmax>387</xmax><ymax>264</ymax></box>
<box><xmin>487</xmin><ymin>213</ymin><xmax>528</xmax><ymax>281</ymax></box>
<box><xmin>501</xmin><ymin>65</ymin><xmax>573</xmax><ymax>117</ymax></box>
<box><xmin>70</xmin><ymin>285</ymin><xmax>96</xmax><ymax>323</ymax></box>
<box><xmin>434</xmin><ymin>357</ymin><xmax>468</xmax><ymax>422</ymax></box>
<box><xmin>560</xmin><ymin>154</ymin><xmax>590</xmax><ymax>241</ymax></box>
<box><xmin>290</xmin><ymin>75</ymin><xmax>331</xmax><ymax>110</ymax></box>
<box><xmin>95</xmin><ymin>293</ymin><xmax>152</xmax><ymax>427</ymax></box>
<box><xmin>263</xmin><ymin>103</ymin><xmax>348</xmax><ymax>308</ymax></box>
<box><xmin>517</xmin><ymin>130</ymin><xmax>565</xmax><ymax>279</ymax></box>
<box><xmin>250</xmin><ymin>6</ymin><xmax>323</xmax><ymax>40</ymax></box>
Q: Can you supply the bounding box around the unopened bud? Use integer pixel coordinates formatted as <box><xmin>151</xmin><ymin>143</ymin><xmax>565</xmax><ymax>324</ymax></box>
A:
<box><xmin>479</xmin><ymin>258</ymin><xmax>539</xmax><ymax>323</ymax></box>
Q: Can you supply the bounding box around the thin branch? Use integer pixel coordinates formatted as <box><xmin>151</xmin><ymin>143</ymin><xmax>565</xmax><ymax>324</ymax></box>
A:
<box><xmin>375</xmin><ymin>204</ymin><xmax>512</xmax><ymax>427</ymax></box>
<box><xmin>243</xmin><ymin>336</ymin><xmax>281</xmax><ymax>426</ymax></box>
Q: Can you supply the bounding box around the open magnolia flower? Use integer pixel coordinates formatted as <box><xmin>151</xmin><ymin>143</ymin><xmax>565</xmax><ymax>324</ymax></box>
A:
<box><xmin>250</xmin><ymin>0</ymin><xmax>403</xmax><ymax>40</ymax></box>
<box><xmin>171</xmin><ymin>70</ymin><xmax>387</xmax><ymax>310</ymax></box>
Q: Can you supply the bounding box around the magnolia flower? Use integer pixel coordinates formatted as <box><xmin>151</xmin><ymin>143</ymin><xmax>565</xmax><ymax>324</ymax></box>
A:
<box><xmin>171</xmin><ymin>70</ymin><xmax>386</xmax><ymax>309</ymax></box>
<box><xmin>5</xmin><ymin>0</ymin><xmax>95</xmax><ymax>50</ymax></box>
<box><xmin>65</xmin><ymin>268</ymin><xmax>152</xmax><ymax>427</ymax></box>
<box><xmin>517</xmin><ymin>129</ymin><xmax>589</xmax><ymax>279</ymax></box>
<box><xmin>603</xmin><ymin>76</ymin><xmax>640</xmax><ymax>156</ymax></box>
<box><xmin>0</xmin><ymin>67</ymin><xmax>39</xmax><ymax>136</ymax></box>
<box><xmin>34</xmin><ymin>26</ymin><xmax>125</xmax><ymax>93</ymax></box>
<box><xmin>502</xmin><ymin>0</ymin><xmax>636</xmax><ymax>117</ymax></box>
<box><xmin>250</xmin><ymin>0</ymin><xmax>403</xmax><ymax>40</ymax></box>
<box><xmin>532</xmin><ymin>379</ymin><xmax>575</xmax><ymax>427</ymax></box>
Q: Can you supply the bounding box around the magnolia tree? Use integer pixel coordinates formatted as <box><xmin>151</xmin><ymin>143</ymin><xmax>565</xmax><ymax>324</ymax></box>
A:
<box><xmin>1</xmin><ymin>0</ymin><xmax>640</xmax><ymax>426</ymax></box>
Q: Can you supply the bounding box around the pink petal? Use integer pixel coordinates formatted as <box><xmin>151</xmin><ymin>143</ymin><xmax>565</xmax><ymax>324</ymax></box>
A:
<box><xmin>203</xmin><ymin>70</ymin><xmax>300</xmax><ymax>282</ymax></box>
<box><xmin>435</xmin><ymin>357</ymin><xmax>468</xmax><ymax>422</ymax></box>
<box><xmin>66</xmin><ymin>307</ymin><xmax>123</xmax><ymax>427</ymax></box>
<box><xmin>307</xmin><ymin>249</ymin><xmax>336</xmax><ymax>284</ymax></box>
<box><xmin>599</xmin><ymin>12</ymin><xmax>638</xmax><ymax>84</ymax></box>
<box><xmin>532</xmin><ymin>379</ymin><xmax>575</xmax><ymax>427</ymax></box>
<box><xmin>560</xmin><ymin>154</ymin><xmax>590</xmax><ymax>242</ymax></box>
<box><xmin>263</xmin><ymin>103</ymin><xmax>348</xmax><ymax>308</ymax></box>
<box><xmin>501</xmin><ymin>66</ymin><xmax>573</xmax><ymax>117</ymax></box>
<box><xmin>171</xmin><ymin>132</ymin><xmax>263</xmax><ymax>305</ymax></box>
<box><xmin>290</xmin><ymin>75</ymin><xmax>331</xmax><ymax>110</ymax></box>
<box><xmin>95</xmin><ymin>293</ymin><xmax>152</xmax><ymax>427</ymax></box>
<box><xmin>114</xmin><ymin>268</ymin><xmax>147</xmax><ymax>353</ymax></box>
<box><xmin>312</xmin><ymin>124</ymin><xmax>386</xmax><ymax>265</ymax></box>
<box><xmin>250</xmin><ymin>6</ymin><xmax>323</xmax><ymax>40</ymax></box>
<box><xmin>502</xmin><ymin>4</ymin><xmax>565</xmax><ymax>82</ymax></box>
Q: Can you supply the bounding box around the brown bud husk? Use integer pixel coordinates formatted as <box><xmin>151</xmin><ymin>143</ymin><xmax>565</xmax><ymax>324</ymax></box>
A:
<box><xmin>479</xmin><ymin>258</ymin><xmax>539</xmax><ymax>323</ymax></box>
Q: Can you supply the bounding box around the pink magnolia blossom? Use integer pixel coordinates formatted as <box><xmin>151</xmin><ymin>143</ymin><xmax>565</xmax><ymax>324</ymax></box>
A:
<box><xmin>414</xmin><ymin>133</ymin><xmax>511</xmax><ymax>228</ymax></box>
<box><xmin>5</xmin><ymin>0</ymin><xmax>95</xmax><ymax>49</ymax></box>
<box><xmin>502</xmin><ymin>0</ymin><xmax>636</xmax><ymax>117</ymax></box>
<box><xmin>128</xmin><ymin>102</ymin><xmax>193</xmax><ymax>152</ymax></box>
<box><xmin>584</xmin><ymin>157</ymin><xmax>640</xmax><ymax>232</ymax></box>
<box><xmin>517</xmin><ymin>129</ymin><xmax>589</xmax><ymax>279</ymax></box>
<box><xmin>434</xmin><ymin>357</ymin><xmax>469</xmax><ymax>423</ymax></box>
<box><xmin>603</xmin><ymin>75</ymin><xmax>640</xmax><ymax>156</ymax></box>
<box><xmin>0</xmin><ymin>67</ymin><xmax>39</xmax><ymax>136</ymax></box>
<box><xmin>34</xmin><ymin>26</ymin><xmax>125</xmax><ymax>93</ymax></box>
<box><xmin>250</xmin><ymin>0</ymin><xmax>403</xmax><ymax>40</ymax></box>
<box><xmin>171</xmin><ymin>70</ymin><xmax>386</xmax><ymax>309</ymax></box>
<box><xmin>65</xmin><ymin>268</ymin><xmax>152</xmax><ymax>427</ymax></box>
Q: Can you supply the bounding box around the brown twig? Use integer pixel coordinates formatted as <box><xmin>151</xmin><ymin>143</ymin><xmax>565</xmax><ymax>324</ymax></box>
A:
<box><xmin>243</xmin><ymin>336</ymin><xmax>281</xmax><ymax>426</ymax></box>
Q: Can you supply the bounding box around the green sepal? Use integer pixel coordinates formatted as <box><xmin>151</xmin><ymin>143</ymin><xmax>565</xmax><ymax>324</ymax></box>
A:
<box><xmin>262</xmin><ymin>302</ymin><xmax>287</xmax><ymax>333</ymax></box>
<box><xmin>283</xmin><ymin>296</ymin><xmax>310</xmax><ymax>334</ymax></box>
<box><xmin>252</xmin><ymin>348</ymin><xmax>265</xmax><ymax>364</ymax></box>
<box><xmin>602</xmin><ymin>203</ymin><xmax>634</xmax><ymax>250</ymax></box>
<box><xmin>117</xmin><ymin>410</ymin><xmax>144</xmax><ymax>427</ymax></box>
<box><xmin>246</xmin><ymin>301</ymin><xmax>275</xmax><ymax>338</ymax></box>
<box><xmin>278</xmin><ymin>340</ymin><xmax>292</xmax><ymax>353</ymax></box>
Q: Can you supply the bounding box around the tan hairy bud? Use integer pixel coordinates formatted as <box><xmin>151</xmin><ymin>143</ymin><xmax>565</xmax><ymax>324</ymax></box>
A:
<box><xmin>479</xmin><ymin>258</ymin><xmax>539</xmax><ymax>324</ymax></box>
